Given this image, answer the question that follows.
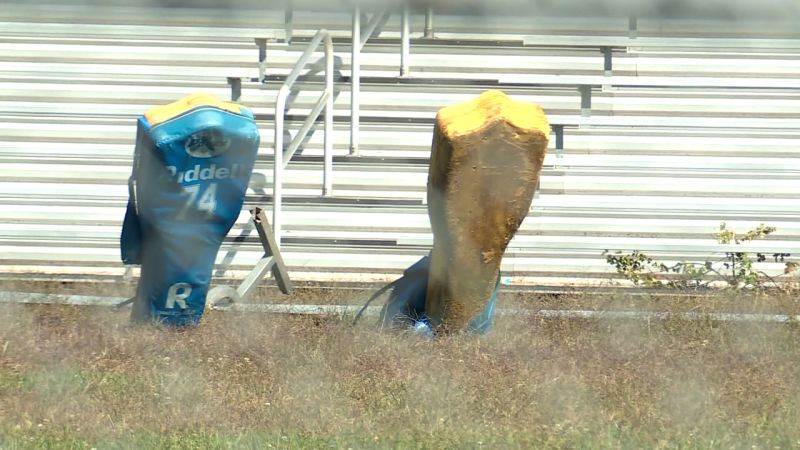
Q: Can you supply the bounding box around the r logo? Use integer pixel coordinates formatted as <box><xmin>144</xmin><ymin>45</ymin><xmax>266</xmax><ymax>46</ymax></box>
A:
<box><xmin>165</xmin><ymin>283</ymin><xmax>192</xmax><ymax>309</ymax></box>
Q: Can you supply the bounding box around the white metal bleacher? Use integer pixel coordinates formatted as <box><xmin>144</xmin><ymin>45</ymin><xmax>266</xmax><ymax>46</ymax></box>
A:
<box><xmin>1</xmin><ymin>3</ymin><xmax>799</xmax><ymax>288</ymax></box>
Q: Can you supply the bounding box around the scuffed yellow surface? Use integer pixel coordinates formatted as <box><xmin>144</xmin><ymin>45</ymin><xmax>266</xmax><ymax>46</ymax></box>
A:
<box><xmin>144</xmin><ymin>92</ymin><xmax>242</xmax><ymax>126</ymax></box>
<box><xmin>436</xmin><ymin>90</ymin><xmax>550</xmax><ymax>138</ymax></box>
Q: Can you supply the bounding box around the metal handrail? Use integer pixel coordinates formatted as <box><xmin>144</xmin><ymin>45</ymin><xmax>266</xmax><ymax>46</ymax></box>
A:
<box><xmin>349</xmin><ymin>6</ymin><xmax>410</xmax><ymax>155</ymax></box>
<box><xmin>273</xmin><ymin>28</ymin><xmax>334</xmax><ymax>246</ymax></box>
<box><xmin>351</xmin><ymin>6</ymin><xmax>395</xmax><ymax>156</ymax></box>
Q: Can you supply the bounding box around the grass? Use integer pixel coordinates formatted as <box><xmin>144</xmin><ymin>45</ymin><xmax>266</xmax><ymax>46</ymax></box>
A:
<box><xmin>1</xmin><ymin>292</ymin><xmax>800</xmax><ymax>449</ymax></box>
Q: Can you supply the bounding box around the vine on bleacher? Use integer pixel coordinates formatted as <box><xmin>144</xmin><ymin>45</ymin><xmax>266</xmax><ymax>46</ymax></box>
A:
<box><xmin>603</xmin><ymin>223</ymin><xmax>798</xmax><ymax>291</ymax></box>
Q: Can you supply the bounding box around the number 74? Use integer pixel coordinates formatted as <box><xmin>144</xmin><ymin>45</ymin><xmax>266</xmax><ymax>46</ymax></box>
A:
<box><xmin>177</xmin><ymin>183</ymin><xmax>217</xmax><ymax>219</ymax></box>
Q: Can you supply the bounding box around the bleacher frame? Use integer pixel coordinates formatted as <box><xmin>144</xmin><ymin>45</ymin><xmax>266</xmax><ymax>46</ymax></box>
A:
<box><xmin>1</xmin><ymin>1</ymin><xmax>799</xmax><ymax>289</ymax></box>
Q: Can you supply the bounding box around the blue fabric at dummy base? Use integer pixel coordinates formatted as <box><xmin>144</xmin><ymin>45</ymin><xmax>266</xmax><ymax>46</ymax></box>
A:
<box><xmin>378</xmin><ymin>255</ymin><xmax>499</xmax><ymax>335</ymax></box>
<box><xmin>121</xmin><ymin>98</ymin><xmax>259</xmax><ymax>326</ymax></box>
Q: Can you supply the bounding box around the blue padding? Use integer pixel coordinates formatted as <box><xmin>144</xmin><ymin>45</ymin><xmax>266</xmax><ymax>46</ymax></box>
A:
<box><xmin>379</xmin><ymin>255</ymin><xmax>499</xmax><ymax>334</ymax></box>
<box><xmin>121</xmin><ymin>106</ymin><xmax>259</xmax><ymax>326</ymax></box>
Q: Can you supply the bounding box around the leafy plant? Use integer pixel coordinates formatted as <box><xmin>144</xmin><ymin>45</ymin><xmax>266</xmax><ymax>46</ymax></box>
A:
<box><xmin>604</xmin><ymin>223</ymin><xmax>797</xmax><ymax>291</ymax></box>
<box><xmin>603</xmin><ymin>250</ymin><xmax>667</xmax><ymax>287</ymax></box>
<box><xmin>715</xmin><ymin>223</ymin><xmax>777</xmax><ymax>288</ymax></box>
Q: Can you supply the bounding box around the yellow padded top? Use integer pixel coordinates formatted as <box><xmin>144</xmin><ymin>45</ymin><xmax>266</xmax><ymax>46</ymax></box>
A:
<box><xmin>144</xmin><ymin>92</ymin><xmax>242</xmax><ymax>126</ymax></box>
<box><xmin>436</xmin><ymin>90</ymin><xmax>550</xmax><ymax>138</ymax></box>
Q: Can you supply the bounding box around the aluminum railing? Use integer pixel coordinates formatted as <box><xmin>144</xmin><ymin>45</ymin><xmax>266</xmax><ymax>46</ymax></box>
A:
<box><xmin>349</xmin><ymin>5</ymin><xmax>412</xmax><ymax>155</ymax></box>
<box><xmin>273</xmin><ymin>28</ymin><xmax>334</xmax><ymax>246</ymax></box>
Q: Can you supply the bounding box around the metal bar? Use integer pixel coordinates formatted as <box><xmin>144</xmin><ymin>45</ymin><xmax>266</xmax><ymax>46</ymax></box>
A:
<box><xmin>359</xmin><ymin>11</ymin><xmax>390</xmax><ymax>50</ymax></box>
<box><xmin>579</xmin><ymin>85</ymin><xmax>592</xmax><ymax>117</ymax></box>
<box><xmin>206</xmin><ymin>301</ymin><xmax>800</xmax><ymax>324</ymax></box>
<box><xmin>214</xmin><ymin>303</ymin><xmax>379</xmax><ymax>315</ymax></box>
<box><xmin>424</xmin><ymin>6</ymin><xmax>434</xmax><ymax>38</ymax></box>
<box><xmin>0</xmin><ymin>291</ymin><xmax>126</xmax><ymax>306</ymax></box>
<box><xmin>554</xmin><ymin>124</ymin><xmax>564</xmax><ymax>153</ymax></box>
<box><xmin>282</xmin><ymin>90</ymin><xmax>331</xmax><ymax>166</ymax></box>
<box><xmin>522</xmin><ymin>35</ymin><xmax>800</xmax><ymax>51</ymax></box>
<box><xmin>272</xmin><ymin>29</ymin><xmax>333</xmax><ymax>245</ymax></box>
<box><xmin>400</xmin><ymin>6</ymin><xmax>410</xmax><ymax>77</ymax></box>
<box><xmin>359</xmin><ymin>13</ymin><xmax>378</xmax><ymax>48</ymax></box>
<box><xmin>211</xmin><ymin>207</ymin><xmax>293</xmax><ymax>304</ymax></box>
<box><xmin>227</xmin><ymin>77</ymin><xmax>241</xmax><ymax>102</ymax></box>
<box><xmin>350</xmin><ymin>6</ymin><xmax>360</xmax><ymax>156</ymax></box>
<box><xmin>497</xmin><ymin>73</ymin><xmax>800</xmax><ymax>89</ymax></box>
<box><xmin>252</xmin><ymin>207</ymin><xmax>293</xmax><ymax>294</ymax></box>
<box><xmin>508</xmin><ymin>309</ymin><xmax>800</xmax><ymax>323</ymax></box>
<box><xmin>235</xmin><ymin>256</ymin><xmax>276</xmax><ymax>299</ymax></box>
<box><xmin>602</xmin><ymin>47</ymin><xmax>612</xmax><ymax>76</ymax></box>
<box><xmin>284</xmin><ymin>0</ymin><xmax>293</xmax><ymax>44</ymax></box>
<box><xmin>628</xmin><ymin>15</ymin><xmax>638</xmax><ymax>39</ymax></box>
<box><xmin>4</xmin><ymin>290</ymin><xmax>800</xmax><ymax>324</ymax></box>
<box><xmin>255</xmin><ymin>38</ymin><xmax>267</xmax><ymax>82</ymax></box>
<box><xmin>323</xmin><ymin>33</ymin><xmax>334</xmax><ymax>196</ymax></box>
<box><xmin>283</xmin><ymin>31</ymin><xmax>328</xmax><ymax>90</ymax></box>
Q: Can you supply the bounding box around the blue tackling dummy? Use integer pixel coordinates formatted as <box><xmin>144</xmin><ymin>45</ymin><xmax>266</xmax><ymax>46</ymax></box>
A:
<box><xmin>121</xmin><ymin>93</ymin><xmax>259</xmax><ymax>326</ymax></box>
<box><xmin>376</xmin><ymin>255</ymin><xmax>499</xmax><ymax>336</ymax></box>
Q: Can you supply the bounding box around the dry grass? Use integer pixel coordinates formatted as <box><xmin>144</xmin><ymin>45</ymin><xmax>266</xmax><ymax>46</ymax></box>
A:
<box><xmin>1</xmin><ymin>292</ymin><xmax>800</xmax><ymax>449</ymax></box>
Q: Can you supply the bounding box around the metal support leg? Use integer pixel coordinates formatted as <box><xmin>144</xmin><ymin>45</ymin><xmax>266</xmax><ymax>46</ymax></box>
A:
<box><xmin>361</xmin><ymin>11</ymin><xmax>391</xmax><ymax>45</ymax></box>
<box><xmin>602</xmin><ymin>47</ymin><xmax>612</xmax><ymax>77</ymax></box>
<box><xmin>400</xmin><ymin>6</ymin><xmax>411</xmax><ymax>77</ymax></box>
<box><xmin>255</xmin><ymin>38</ymin><xmax>267</xmax><ymax>83</ymax></box>
<box><xmin>629</xmin><ymin>16</ymin><xmax>638</xmax><ymax>39</ymax></box>
<box><xmin>250</xmin><ymin>207</ymin><xmax>292</xmax><ymax>295</ymax></box>
<box><xmin>554</xmin><ymin>125</ymin><xmax>564</xmax><ymax>156</ymax></box>
<box><xmin>284</xmin><ymin>0</ymin><xmax>294</xmax><ymax>44</ymax></box>
<box><xmin>227</xmin><ymin>77</ymin><xmax>242</xmax><ymax>102</ymax></box>
<box><xmin>350</xmin><ymin>6</ymin><xmax>361</xmax><ymax>156</ymax></box>
<box><xmin>424</xmin><ymin>6</ymin><xmax>434</xmax><ymax>38</ymax></box>
<box><xmin>207</xmin><ymin>208</ymin><xmax>293</xmax><ymax>308</ymax></box>
<box><xmin>579</xmin><ymin>85</ymin><xmax>592</xmax><ymax>117</ymax></box>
